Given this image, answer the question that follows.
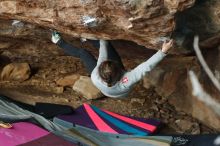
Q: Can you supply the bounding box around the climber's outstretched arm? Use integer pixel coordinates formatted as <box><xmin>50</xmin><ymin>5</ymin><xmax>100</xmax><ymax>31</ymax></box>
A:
<box><xmin>123</xmin><ymin>40</ymin><xmax>174</xmax><ymax>88</ymax></box>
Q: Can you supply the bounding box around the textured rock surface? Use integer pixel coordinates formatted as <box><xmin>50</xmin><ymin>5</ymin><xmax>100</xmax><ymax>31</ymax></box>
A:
<box><xmin>0</xmin><ymin>41</ymin><xmax>11</xmax><ymax>49</ymax></box>
<box><xmin>174</xmin><ymin>0</ymin><xmax>220</xmax><ymax>51</ymax></box>
<box><xmin>0</xmin><ymin>0</ymin><xmax>196</xmax><ymax>49</ymax></box>
<box><xmin>143</xmin><ymin>47</ymin><xmax>220</xmax><ymax>130</ymax></box>
<box><xmin>0</xmin><ymin>19</ymin><xmax>159</xmax><ymax>59</ymax></box>
<box><xmin>175</xmin><ymin>119</ymin><xmax>200</xmax><ymax>134</ymax></box>
<box><xmin>0</xmin><ymin>37</ymin><xmax>216</xmax><ymax>134</ymax></box>
<box><xmin>0</xmin><ymin>0</ymin><xmax>220</xmax><ymax>132</ymax></box>
<box><xmin>0</xmin><ymin>1</ymin><xmax>220</xmax><ymax>53</ymax></box>
<box><xmin>73</xmin><ymin>76</ymin><xmax>103</xmax><ymax>100</ymax></box>
<box><xmin>1</xmin><ymin>62</ymin><xmax>31</xmax><ymax>81</ymax></box>
<box><xmin>56</xmin><ymin>74</ymin><xmax>80</xmax><ymax>87</ymax></box>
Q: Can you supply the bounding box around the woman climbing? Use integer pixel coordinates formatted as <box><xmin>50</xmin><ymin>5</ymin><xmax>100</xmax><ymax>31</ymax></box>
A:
<box><xmin>51</xmin><ymin>31</ymin><xmax>173</xmax><ymax>98</ymax></box>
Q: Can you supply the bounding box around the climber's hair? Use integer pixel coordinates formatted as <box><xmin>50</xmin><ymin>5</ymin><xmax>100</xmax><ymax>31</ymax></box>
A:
<box><xmin>98</xmin><ymin>60</ymin><xmax>122</xmax><ymax>87</ymax></box>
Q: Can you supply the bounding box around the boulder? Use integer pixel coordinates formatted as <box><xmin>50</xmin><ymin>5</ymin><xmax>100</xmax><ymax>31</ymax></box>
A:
<box><xmin>0</xmin><ymin>41</ymin><xmax>11</xmax><ymax>49</ymax></box>
<box><xmin>56</xmin><ymin>74</ymin><xmax>80</xmax><ymax>87</ymax></box>
<box><xmin>0</xmin><ymin>0</ymin><xmax>197</xmax><ymax>49</ymax></box>
<box><xmin>0</xmin><ymin>0</ymin><xmax>220</xmax><ymax>132</ymax></box>
<box><xmin>53</xmin><ymin>86</ymin><xmax>64</xmax><ymax>94</ymax></box>
<box><xmin>72</xmin><ymin>76</ymin><xmax>103</xmax><ymax>100</ymax></box>
<box><xmin>144</xmin><ymin>56</ymin><xmax>196</xmax><ymax>97</ymax></box>
<box><xmin>143</xmin><ymin>52</ymin><xmax>220</xmax><ymax>130</ymax></box>
<box><xmin>175</xmin><ymin>119</ymin><xmax>200</xmax><ymax>134</ymax></box>
<box><xmin>1</xmin><ymin>63</ymin><xmax>31</xmax><ymax>81</ymax></box>
<box><xmin>0</xmin><ymin>1</ymin><xmax>220</xmax><ymax>53</ymax></box>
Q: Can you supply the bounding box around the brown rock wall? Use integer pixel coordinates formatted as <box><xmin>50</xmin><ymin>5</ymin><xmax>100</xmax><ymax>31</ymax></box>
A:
<box><xmin>0</xmin><ymin>0</ymin><xmax>196</xmax><ymax>49</ymax></box>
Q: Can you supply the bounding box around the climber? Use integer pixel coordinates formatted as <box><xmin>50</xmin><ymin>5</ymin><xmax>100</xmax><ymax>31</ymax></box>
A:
<box><xmin>51</xmin><ymin>31</ymin><xmax>173</xmax><ymax>98</ymax></box>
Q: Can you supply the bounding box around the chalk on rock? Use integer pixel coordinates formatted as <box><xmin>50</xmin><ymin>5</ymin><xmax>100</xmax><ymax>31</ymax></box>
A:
<box><xmin>82</xmin><ymin>16</ymin><xmax>97</xmax><ymax>28</ymax></box>
<box><xmin>12</xmin><ymin>20</ymin><xmax>24</xmax><ymax>28</ymax></box>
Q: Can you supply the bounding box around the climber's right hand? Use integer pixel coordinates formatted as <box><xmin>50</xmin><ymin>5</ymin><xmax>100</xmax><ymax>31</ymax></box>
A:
<box><xmin>51</xmin><ymin>30</ymin><xmax>61</xmax><ymax>44</ymax></box>
<box><xmin>161</xmin><ymin>39</ymin><xmax>174</xmax><ymax>54</ymax></box>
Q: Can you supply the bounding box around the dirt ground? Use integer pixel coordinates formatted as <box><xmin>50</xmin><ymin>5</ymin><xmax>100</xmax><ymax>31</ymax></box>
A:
<box><xmin>0</xmin><ymin>39</ymin><xmax>217</xmax><ymax>135</ymax></box>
